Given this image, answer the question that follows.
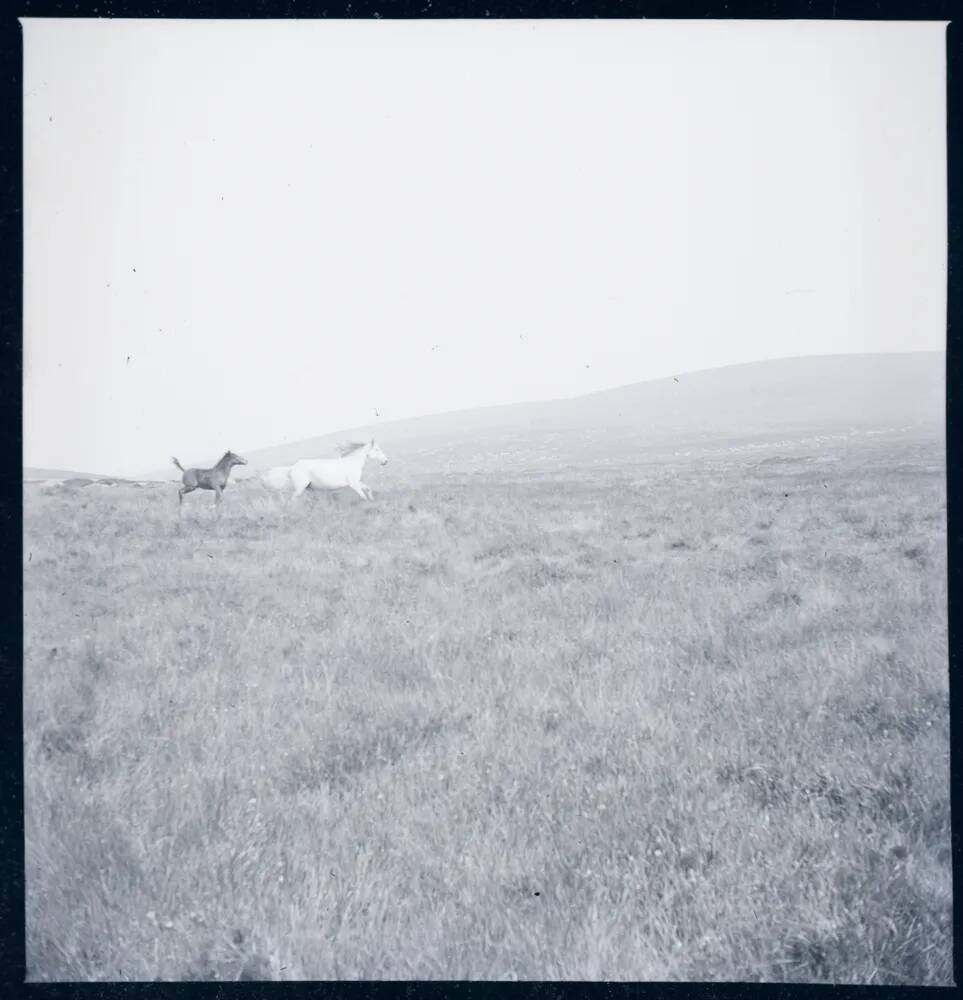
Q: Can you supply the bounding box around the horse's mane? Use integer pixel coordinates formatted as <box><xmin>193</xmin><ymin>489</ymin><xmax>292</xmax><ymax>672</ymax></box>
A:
<box><xmin>336</xmin><ymin>441</ymin><xmax>368</xmax><ymax>456</ymax></box>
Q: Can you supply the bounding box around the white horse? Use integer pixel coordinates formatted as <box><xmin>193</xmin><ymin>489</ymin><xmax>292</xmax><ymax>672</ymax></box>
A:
<box><xmin>262</xmin><ymin>440</ymin><xmax>389</xmax><ymax>501</ymax></box>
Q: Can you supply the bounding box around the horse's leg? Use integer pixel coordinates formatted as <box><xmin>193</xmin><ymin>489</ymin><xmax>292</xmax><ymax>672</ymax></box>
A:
<box><xmin>348</xmin><ymin>481</ymin><xmax>368</xmax><ymax>501</ymax></box>
<box><xmin>290</xmin><ymin>468</ymin><xmax>311</xmax><ymax>500</ymax></box>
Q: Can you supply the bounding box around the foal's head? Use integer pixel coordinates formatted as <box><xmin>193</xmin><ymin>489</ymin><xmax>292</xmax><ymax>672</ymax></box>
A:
<box><xmin>222</xmin><ymin>450</ymin><xmax>248</xmax><ymax>468</ymax></box>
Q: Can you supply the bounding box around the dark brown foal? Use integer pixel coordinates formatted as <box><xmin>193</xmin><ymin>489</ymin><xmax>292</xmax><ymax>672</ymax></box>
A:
<box><xmin>172</xmin><ymin>451</ymin><xmax>247</xmax><ymax>507</ymax></box>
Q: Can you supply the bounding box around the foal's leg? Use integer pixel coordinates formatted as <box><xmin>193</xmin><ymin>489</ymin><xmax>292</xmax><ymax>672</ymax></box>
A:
<box><xmin>213</xmin><ymin>485</ymin><xmax>223</xmax><ymax>508</ymax></box>
<box><xmin>178</xmin><ymin>485</ymin><xmax>195</xmax><ymax>505</ymax></box>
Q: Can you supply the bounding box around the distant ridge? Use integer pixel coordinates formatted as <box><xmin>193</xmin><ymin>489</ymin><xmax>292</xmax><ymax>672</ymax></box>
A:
<box><xmin>134</xmin><ymin>351</ymin><xmax>944</xmax><ymax>480</ymax></box>
<box><xmin>24</xmin><ymin>467</ymin><xmax>123</xmax><ymax>483</ymax></box>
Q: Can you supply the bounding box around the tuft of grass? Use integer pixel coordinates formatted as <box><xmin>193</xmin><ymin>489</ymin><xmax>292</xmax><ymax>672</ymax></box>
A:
<box><xmin>23</xmin><ymin>436</ymin><xmax>950</xmax><ymax>982</ymax></box>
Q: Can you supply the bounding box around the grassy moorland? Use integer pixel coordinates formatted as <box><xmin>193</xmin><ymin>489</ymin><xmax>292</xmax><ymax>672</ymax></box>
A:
<box><xmin>23</xmin><ymin>434</ymin><xmax>950</xmax><ymax>983</ymax></box>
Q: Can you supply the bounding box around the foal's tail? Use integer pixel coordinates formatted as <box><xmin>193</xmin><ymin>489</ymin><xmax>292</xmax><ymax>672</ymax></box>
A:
<box><xmin>171</xmin><ymin>456</ymin><xmax>185</xmax><ymax>472</ymax></box>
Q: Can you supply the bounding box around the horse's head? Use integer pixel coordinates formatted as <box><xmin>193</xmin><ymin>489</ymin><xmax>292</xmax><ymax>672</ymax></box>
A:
<box><xmin>226</xmin><ymin>451</ymin><xmax>248</xmax><ymax>467</ymax></box>
<box><xmin>368</xmin><ymin>440</ymin><xmax>389</xmax><ymax>466</ymax></box>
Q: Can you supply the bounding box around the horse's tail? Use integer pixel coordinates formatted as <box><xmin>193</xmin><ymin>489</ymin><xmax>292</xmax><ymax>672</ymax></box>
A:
<box><xmin>262</xmin><ymin>466</ymin><xmax>292</xmax><ymax>491</ymax></box>
<box><xmin>172</xmin><ymin>456</ymin><xmax>185</xmax><ymax>472</ymax></box>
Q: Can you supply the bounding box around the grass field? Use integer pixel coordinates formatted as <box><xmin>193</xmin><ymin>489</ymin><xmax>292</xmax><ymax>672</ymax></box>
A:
<box><xmin>23</xmin><ymin>434</ymin><xmax>951</xmax><ymax>983</ymax></box>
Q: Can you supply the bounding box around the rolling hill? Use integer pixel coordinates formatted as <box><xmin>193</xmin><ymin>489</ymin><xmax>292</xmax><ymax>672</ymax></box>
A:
<box><xmin>234</xmin><ymin>351</ymin><xmax>944</xmax><ymax>479</ymax></box>
<box><xmin>131</xmin><ymin>351</ymin><xmax>943</xmax><ymax>481</ymax></box>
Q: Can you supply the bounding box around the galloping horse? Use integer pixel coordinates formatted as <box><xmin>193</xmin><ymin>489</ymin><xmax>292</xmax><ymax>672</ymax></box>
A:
<box><xmin>172</xmin><ymin>450</ymin><xmax>248</xmax><ymax>507</ymax></box>
<box><xmin>262</xmin><ymin>439</ymin><xmax>388</xmax><ymax>501</ymax></box>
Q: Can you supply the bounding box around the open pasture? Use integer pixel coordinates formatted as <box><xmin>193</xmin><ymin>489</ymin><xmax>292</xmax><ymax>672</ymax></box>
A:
<box><xmin>23</xmin><ymin>436</ymin><xmax>950</xmax><ymax>982</ymax></box>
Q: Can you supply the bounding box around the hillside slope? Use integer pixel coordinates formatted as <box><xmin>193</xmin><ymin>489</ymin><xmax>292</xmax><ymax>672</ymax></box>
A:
<box><xmin>149</xmin><ymin>352</ymin><xmax>944</xmax><ymax>479</ymax></box>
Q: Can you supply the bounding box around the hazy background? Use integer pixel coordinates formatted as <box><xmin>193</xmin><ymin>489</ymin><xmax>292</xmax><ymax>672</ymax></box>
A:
<box><xmin>22</xmin><ymin>19</ymin><xmax>946</xmax><ymax>477</ymax></box>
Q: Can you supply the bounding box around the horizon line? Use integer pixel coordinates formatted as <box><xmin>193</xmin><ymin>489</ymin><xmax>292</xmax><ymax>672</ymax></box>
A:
<box><xmin>25</xmin><ymin>348</ymin><xmax>945</xmax><ymax>479</ymax></box>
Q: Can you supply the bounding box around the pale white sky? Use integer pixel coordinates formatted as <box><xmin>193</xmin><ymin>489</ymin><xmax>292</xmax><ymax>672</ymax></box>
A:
<box><xmin>23</xmin><ymin>19</ymin><xmax>946</xmax><ymax>476</ymax></box>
